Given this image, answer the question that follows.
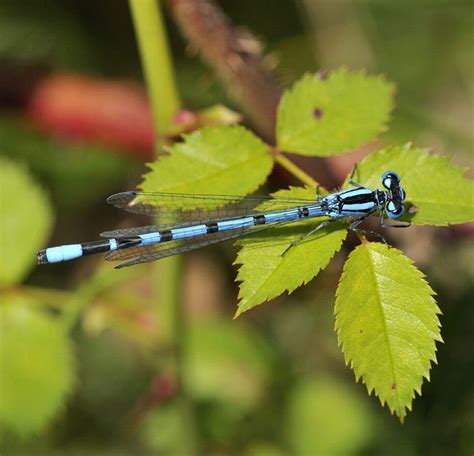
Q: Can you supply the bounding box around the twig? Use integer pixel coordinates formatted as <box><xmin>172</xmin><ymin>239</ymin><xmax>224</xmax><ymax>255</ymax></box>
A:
<box><xmin>166</xmin><ymin>0</ymin><xmax>282</xmax><ymax>142</ymax></box>
<box><xmin>273</xmin><ymin>152</ymin><xmax>318</xmax><ymax>187</ymax></box>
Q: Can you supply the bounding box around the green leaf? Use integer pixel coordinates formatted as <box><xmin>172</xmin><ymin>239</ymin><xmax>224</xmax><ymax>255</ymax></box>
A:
<box><xmin>235</xmin><ymin>186</ymin><xmax>347</xmax><ymax>316</ymax></box>
<box><xmin>277</xmin><ymin>68</ymin><xmax>394</xmax><ymax>156</ymax></box>
<box><xmin>0</xmin><ymin>158</ymin><xmax>53</xmax><ymax>286</ymax></box>
<box><xmin>335</xmin><ymin>242</ymin><xmax>442</xmax><ymax>420</ymax></box>
<box><xmin>141</xmin><ymin>126</ymin><xmax>273</xmax><ymax>203</ymax></box>
<box><xmin>352</xmin><ymin>144</ymin><xmax>474</xmax><ymax>225</ymax></box>
<box><xmin>0</xmin><ymin>295</ymin><xmax>75</xmax><ymax>436</ymax></box>
<box><xmin>287</xmin><ymin>376</ymin><xmax>374</xmax><ymax>455</ymax></box>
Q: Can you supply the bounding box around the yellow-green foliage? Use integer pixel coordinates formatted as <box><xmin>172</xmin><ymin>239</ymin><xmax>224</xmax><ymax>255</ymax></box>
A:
<box><xmin>141</xmin><ymin>125</ymin><xmax>273</xmax><ymax>200</ymax></box>
<box><xmin>350</xmin><ymin>144</ymin><xmax>474</xmax><ymax>225</ymax></box>
<box><xmin>0</xmin><ymin>158</ymin><xmax>53</xmax><ymax>286</ymax></box>
<box><xmin>0</xmin><ymin>296</ymin><xmax>75</xmax><ymax>436</ymax></box>
<box><xmin>335</xmin><ymin>243</ymin><xmax>442</xmax><ymax>420</ymax></box>
<box><xmin>277</xmin><ymin>69</ymin><xmax>394</xmax><ymax>156</ymax></box>
<box><xmin>235</xmin><ymin>186</ymin><xmax>347</xmax><ymax>316</ymax></box>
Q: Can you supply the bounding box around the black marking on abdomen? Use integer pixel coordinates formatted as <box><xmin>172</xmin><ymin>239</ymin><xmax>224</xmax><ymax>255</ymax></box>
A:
<box><xmin>206</xmin><ymin>222</ymin><xmax>219</xmax><ymax>233</ymax></box>
<box><xmin>159</xmin><ymin>230</ymin><xmax>173</xmax><ymax>242</ymax></box>
<box><xmin>253</xmin><ymin>214</ymin><xmax>266</xmax><ymax>225</ymax></box>
<box><xmin>82</xmin><ymin>240</ymin><xmax>112</xmax><ymax>256</ymax></box>
<box><xmin>37</xmin><ymin>250</ymin><xmax>48</xmax><ymax>264</ymax></box>
<box><xmin>298</xmin><ymin>207</ymin><xmax>310</xmax><ymax>218</ymax></box>
<box><xmin>117</xmin><ymin>236</ymin><xmax>142</xmax><ymax>249</ymax></box>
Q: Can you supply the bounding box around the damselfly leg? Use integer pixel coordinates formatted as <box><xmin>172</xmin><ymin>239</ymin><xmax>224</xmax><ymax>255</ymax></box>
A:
<box><xmin>350</xmin><ymin>215</ymin><xmax>388</xmax><ymax>244</ymax></box>
<box><xmin>281</xmin><ymin>220</ymin><xmax>335</xmax><ymax>256</ymax></box>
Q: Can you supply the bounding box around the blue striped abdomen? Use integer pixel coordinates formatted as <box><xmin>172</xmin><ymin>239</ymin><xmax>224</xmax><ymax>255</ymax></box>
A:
<box><xmin>134</xmin><ymin>207</ymin><xmax>322</xmax><ymax>248</ymax></box>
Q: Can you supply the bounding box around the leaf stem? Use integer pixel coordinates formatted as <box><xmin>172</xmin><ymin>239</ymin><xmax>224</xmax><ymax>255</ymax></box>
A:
<box><xmin>274</xmin><ymin>152</ymin><xmax>318</xmax><ymax>187</ymax></box>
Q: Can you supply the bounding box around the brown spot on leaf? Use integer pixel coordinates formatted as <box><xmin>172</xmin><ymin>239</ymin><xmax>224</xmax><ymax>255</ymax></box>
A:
<box><xmin>408</xmin><ymin>205</ymin><xmax>418</xmax><ymax>214</ymax></box>
<box><xmin>313</xmin><ymin>108</ymin><xmax>323</xmax><ymax>119</ymax></box>
<box><xmin>318</xmin><ymin>69</ymin><xmax>328</xmax><ymax>80</ymax></box>
<box><xmin>391</xmin><ymin>383</ymin><xmax>396</xmax><ymax>390</ymax></box>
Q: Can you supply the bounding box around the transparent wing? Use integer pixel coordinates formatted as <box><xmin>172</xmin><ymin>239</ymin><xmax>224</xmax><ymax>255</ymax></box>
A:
<box><xmin>101</xmin><ymin>225</ymin><xmax>163</xmax><ymax>238</ymax></box>
<box><xmin>106</xmin><ymin>191</ymin><xmax>318</xmax><ymax>225</ymax></box>
<box><xmin>105</xmin><ymin>219</ymin><xmax>298</xmax><ymax>268</ymax></box>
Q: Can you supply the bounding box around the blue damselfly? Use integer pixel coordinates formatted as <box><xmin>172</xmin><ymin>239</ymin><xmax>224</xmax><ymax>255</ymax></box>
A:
<box><xmin>37</xmin><ymin>171</ymin><xmax>407</xmax><ymax>269</ymax></box>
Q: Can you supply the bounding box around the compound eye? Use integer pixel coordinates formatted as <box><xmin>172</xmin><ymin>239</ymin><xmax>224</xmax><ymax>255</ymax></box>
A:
<box><xmin>399</xmin><ymin>188</ymin><xmax>406</xmax><ymax>201</ymax></box>
<box><xmin>386</xmin><ymin>201</ymin><xmax>404</xmax><ymax>219</ymax></box>
<box><xmin>382</xmin><ymin>171</ymin><xmax>400</xmax><ymax>190</ymax></box>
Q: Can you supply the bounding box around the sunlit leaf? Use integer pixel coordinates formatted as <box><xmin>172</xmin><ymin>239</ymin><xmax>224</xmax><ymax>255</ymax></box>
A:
<box><xmin>352</xmin><ymin>144</ymin><xmax>474</xmax><ymax>225</ymax></box>
<box><xmin>335</xmin><ymin>243</ymin><xmax>442</xmax><ymax>420</ymax></box>
<box><xmin>277</xmin><ymin>68</ymin><xmax>394</xmax><ymax>156</ymax></box>
<box><xmin>235</xmin><ymin>186</ymin><xmax>347</xmax><ymax>316</ymax></box>
<box><xmin>141</xmin><ymin>126</ymin><xmax>273</xmax><ymax>203</ymax></box>
<box><xmin>0</xmin><ymin>295</ymin><xmax>75</xmax><ymax>436</ymax></box>
<box><xmin>0</xmin><ymin>158</ymin><xmax>53</xmax><ymax>285</ymax></box>
<box><xmin>287</xmin><ymin>376</ymin><xmax>374</xmax><ymax>455</ymax></box>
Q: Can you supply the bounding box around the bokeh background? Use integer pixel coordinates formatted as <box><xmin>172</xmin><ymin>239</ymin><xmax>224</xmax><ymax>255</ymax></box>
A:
<box><xmin>0</xmin><ymin>0</ymin><xmax>473</xmax><ymax>454</ymax></box>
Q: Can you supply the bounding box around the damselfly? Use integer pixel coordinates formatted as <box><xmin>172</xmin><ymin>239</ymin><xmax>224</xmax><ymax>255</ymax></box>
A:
<box><xmin>37</xmin><ymin>171</ymin><xmax>407</xmax><ymax>269</ymax></box>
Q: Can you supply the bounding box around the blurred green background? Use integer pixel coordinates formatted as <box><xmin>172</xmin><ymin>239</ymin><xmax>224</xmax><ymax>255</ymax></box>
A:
<box><xmin>0</xmin><ymin>0</ymin><xmax>473</xmax><ymax>455</ymax></box>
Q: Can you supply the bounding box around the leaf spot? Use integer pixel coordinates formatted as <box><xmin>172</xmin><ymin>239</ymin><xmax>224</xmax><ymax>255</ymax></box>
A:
<box><xmin>318</xmin><ymin>69</ymin><xmax>328</xmax><ymax>80</ymax></box>
<box><xmin>313</xmin><ymin>108</ymin><xmax>323</xmax><ymax>119</ymax></box>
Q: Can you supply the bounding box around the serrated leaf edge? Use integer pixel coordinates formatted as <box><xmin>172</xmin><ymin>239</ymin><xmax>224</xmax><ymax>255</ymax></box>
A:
<box><xmin>234</xmin><ymin>226</ymin><xmax>347</xmax><ymax>318</ymax></box>
<box><xmin>355</xmin><ymin>144</ymin><xmax>474</xmax><ymax>226</ymax></box>
<box><xmin>335</xmin><ymin>243</ymin><xmax>442</xmax><ymax>420</ymax></box>
<box><xmin>139</xmin><ymin>125</ymin><xmax>273</xmax><ymax>195</ymax></box>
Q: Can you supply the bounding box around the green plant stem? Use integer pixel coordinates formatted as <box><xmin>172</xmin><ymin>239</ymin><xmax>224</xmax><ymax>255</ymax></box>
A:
<box><xmin>129</xmin><ymin>1</ymin><xmax>199</xmax><ymax>452</ymax></box>
<box><xmin>129</xmin><ymin>0</ymin><xmax>180</xmax><ymax>134</ymax></box>
<box><xmin>274</xmin><ymin>152</ymin><xmax>318</xmax><ymax>187</ymax></box>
